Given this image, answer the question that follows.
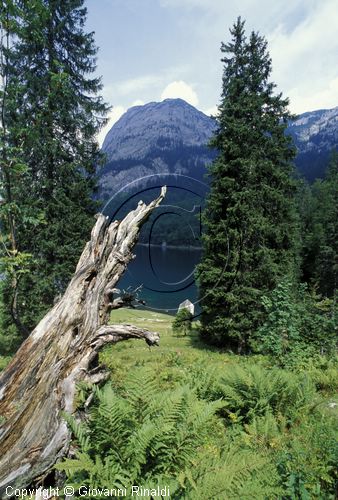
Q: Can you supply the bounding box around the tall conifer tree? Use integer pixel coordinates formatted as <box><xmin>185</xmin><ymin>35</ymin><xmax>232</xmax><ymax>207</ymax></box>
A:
<box><xmin>198</xmin><ymin>18</ymin><xmax>299</xmax><ymax>350</ymax></box>
<box><xmin>1</xmin><ymin>0</ymin><xmax>109</xmax><ymax>335</ymax></box>
<box><xmin>0</xmin><ymin>0</ymin><xmax>38</xmax><ymax>346</ymax></box>
<box><xmin>300</xmin><ymin>152</ymin><xmax>338</xmax><ymax>297</ymax></box>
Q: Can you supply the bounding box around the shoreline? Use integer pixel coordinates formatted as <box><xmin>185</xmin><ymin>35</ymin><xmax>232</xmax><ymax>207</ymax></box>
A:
<box><xmin>137</xmin><ymin>243</ymin><xmax>202</xmax><ymax>251</ymax></box>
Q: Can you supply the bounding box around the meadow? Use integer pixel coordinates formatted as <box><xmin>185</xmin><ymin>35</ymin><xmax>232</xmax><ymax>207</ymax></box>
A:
<box><xmin>56</xmin><ymin>308</ymin><xmax>338</xmax><ymax>499</ymax></box>
<box><xmin>1</xmin><ymin>308</ymin><xmax>337</xmax><ymax>498</ymax></box>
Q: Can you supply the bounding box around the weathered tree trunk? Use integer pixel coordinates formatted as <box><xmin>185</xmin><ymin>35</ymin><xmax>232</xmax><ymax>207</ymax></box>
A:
<box><xmin>0</xmin><ymin>187</ymin><xmax>166</xmax><ymax>496</ymax></box>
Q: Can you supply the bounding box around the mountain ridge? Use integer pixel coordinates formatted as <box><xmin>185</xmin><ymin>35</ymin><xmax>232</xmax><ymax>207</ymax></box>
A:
<box><xmin>287</xmin><ymin>105</ymin><xmax>338</xmax><ymax>181</ymax></box>
<box><xmin>98</xmin><ymin>99</ymin><xmax>338</xmax><ymax>198</ymax></box>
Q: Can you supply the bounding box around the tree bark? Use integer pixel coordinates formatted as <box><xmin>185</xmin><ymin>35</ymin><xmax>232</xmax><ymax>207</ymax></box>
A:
<box><xmin>0</xmin><ymin>187</ymin><xmax>166</xmax><ymax>496</ymax></box>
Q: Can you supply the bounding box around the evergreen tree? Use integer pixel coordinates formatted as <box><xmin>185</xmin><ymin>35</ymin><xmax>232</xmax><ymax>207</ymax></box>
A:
<box><xmin>198</xmin><ymin>18</ymin><xmax>299</xmax><ymax>350</ymax></box>
<box><xmin>0</xmin><ymin>0</ymin><xmax>37</xmax><ymax>347</ymax></box>
<box><xmin>297</xmin><ymin>178</ymin><xmax>317</xmax><ymax>285</ymax></box>
<box><xmin>300</xmin><ymin>152</ymin><xmax>337</xmax><ymax>297</ymax></box>
<box><xmin>172</xmin><ymin>308</ymin><xmax>193</xmax><ymax>336</ymax></box>
<box><xmin>1</xmin><ymin>0</ymin><xmax>109</xmax><ymax>335</ymax></box>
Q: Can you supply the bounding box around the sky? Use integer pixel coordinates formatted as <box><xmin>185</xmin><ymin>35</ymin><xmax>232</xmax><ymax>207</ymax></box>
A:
<box><xmin>85</xmin><ymin>0</ymin><xmax>338</xmax><ymax>145</ymax></box>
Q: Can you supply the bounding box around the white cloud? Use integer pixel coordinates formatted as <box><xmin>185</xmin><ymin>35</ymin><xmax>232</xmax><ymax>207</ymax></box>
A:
<box><xmin>114</xmin><ymin>75</ymin><xmax>163</xmax><ymax>96</ymax></box>
<box><xmin>88</xmin><ymin>0</ymin><xmax>338</xmax><ymax>123</ymax></box>
<box><xmin>160</xmin><ymin>0</ymin><xmax>238</xmax><ymax>10</ymax></box>
<box><xmin>288</xmin><ymin>77</ymin><xmax>338</xmax><ymax>114</ymax></box>
<box><xmin>96</xmin><ymin>105</ymin><xmax>125</xmax><ymax>147</ymax></box>
<box><xmin>203</xmin><ymin>105</ymin><xmax>219</xmax><ymax>117</ymax></box>
<box><xmin>160</xmin><ymin>80</ymin><xmax>199</xmax><ymax>106</ymax></box>
<box><xmin>160</xmin><ymin>0</ymin><xmax>305</xmax><ymax>24</ymax></box>
<box><xmin>160</xmin><ymin>0</ymin><xmax>338</xmax><ymax>113</ymax></box>
<box><xmin>266</xmin><ymin>0</ymin><xmax>338</xmax><ymax>112</ymax></box>
<box><xmin>101</xmin><ymin>75</ymin><xmax>165</xmax><ymax>103</ymax></box>
<box><xmin>132</xmin><ymin>99</ymin><xmax>145</xmax><ymax>106</ymax></box>
<box><xmin>103</xmin><ymin>66</ymin><xmax>189</xmax><ymax>101</ymax></box>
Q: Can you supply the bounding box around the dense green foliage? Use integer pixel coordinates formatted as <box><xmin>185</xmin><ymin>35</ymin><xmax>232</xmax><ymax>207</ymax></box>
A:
<box><xmin>172</xmin><ymin>308</ymin><xmax>193</xmax><ymax>336</ymax></box>
<box><xmin>198</xmin><ymin>18</ymin><xmax>299</xmax><ymax>350</ymax></box>
<box><xmin>58</xmin><ymin>368</ymin><xmax>282</xmax><ymax>499</ymax></box>
<box><xmin>254</xmin><ymin>280</ymin><xmax>336</xmax><ymax>367</ymax></box>
<box><xmin>0</xmin><ymin>0</ymin><xmax>108</xmax><ymax>343</ymax></box>
<box><xmin>299</xmin><ymin>152</ymin><xmax>338</xmax><ymax>297</ymax></box>
<box><xmin>57</xmin><ymin>372</ymin><xmax>224</xmax><ymax>497</ymax></box>
<box><xmin>207</xmin><ymin>363</ymin><xmax>316</xmax><ymax>425</ymax></box>
<box><xmin>0</xmin><ymin>9</ymin><xmax>336</xmax><ymax>498</ymax></box>
<box><xmin>0</xmin><ymin>0</ymin><xmax>39</xmax><ymax>348</ymax></box>
<box><xmin>54</xmin><ymin>309</ymin><xmax>338</xmax><ymax>499</ymax></box>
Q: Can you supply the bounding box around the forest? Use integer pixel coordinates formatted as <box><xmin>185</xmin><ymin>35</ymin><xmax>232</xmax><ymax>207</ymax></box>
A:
<box><xmin>0</xmin><ymin>1</ymin><xmax>337</xmax><ymax>499</ymax></box>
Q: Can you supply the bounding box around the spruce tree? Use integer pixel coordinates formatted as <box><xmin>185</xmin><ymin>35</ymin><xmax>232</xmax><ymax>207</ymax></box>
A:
<box><xmin>198</xmin><ymin>18</ymin><xmax>299</xmax><ymax>350</ymax></box>
<box><xmin>300</xmin><ymin>152</ymin><xmax>337</xmax><ymax>297</ymax></box>
<box><xmin>1</xmin><ymin>0</ymin><xmax>109</xmax><ymax>334</ymax></box>
<box><xmin>312</xmin><ymin>153</ymin><xmax>337</xmax><ymax>297</ymax></box>
<box><xmin>0</xmin><ymin>0</ymin><xmax>37</xmax><ymax>346</ymax></box>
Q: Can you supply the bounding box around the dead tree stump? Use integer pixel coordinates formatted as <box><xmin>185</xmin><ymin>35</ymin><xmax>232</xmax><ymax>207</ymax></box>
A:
<box><xmin>0</xmin><ymin>187</ymin><xmax>166</xmax><ymax>495</ymax></box>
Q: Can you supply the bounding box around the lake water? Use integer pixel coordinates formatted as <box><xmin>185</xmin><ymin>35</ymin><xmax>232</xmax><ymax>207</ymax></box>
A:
<box><xmin>117</xmin><ymin>244</ymin><xmax>202</xmax><ymax>315</ymax></box>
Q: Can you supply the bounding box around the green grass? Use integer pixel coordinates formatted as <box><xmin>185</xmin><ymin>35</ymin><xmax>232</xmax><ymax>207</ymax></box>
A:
<box><xmin>101</xmin><ymin>307</ymin><xmax>338</xmax><ymax>421</ymax></box>
<box><xmin>99</xmin><ymin>308</ymin><xmax>243</xmax><ymax>388</ymax></box>
<box><xmin>95</xmin><ymin>309</ymin><xmax>338</xmax><ymax>498</ymax></box>
<box><xmin>1</xmin><ymin>307</ymin><xmax>337</xmax><ymax>497</ymax></box>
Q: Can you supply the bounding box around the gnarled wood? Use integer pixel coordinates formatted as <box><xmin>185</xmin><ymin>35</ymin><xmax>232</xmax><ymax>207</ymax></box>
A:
<box><xmin>0</xmin><ymin>187</ymin><xmax>166</xmax><ymax>495</ymax></box>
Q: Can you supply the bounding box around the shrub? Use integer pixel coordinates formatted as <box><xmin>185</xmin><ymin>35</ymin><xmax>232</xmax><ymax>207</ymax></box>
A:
<box><xmin>208</xmin><ymin>364</ymin><xmax>315</xmax><ymax>425</ymax></box>
<box><xmin>172</xmin><ymin>308</ymin><xmax>193</xmax><ymax>336</ymax></box>
<box><xmin>240</xmin><ymin>411</ymin><xmax>338</xmax><ymax>498</ymax></box>
<box><xmin>254</xmin><ymin>280</ymin><xmax>337</xmax><ymax>367</ymax></box>
<box><xmin>276</xmin><ymin>414</ymin><xmax>338</xmax><ymax>498</ymax></box>
<box><xmin>307</xmin><ymin>367</ymin><xmax>338</xmax><ymax>393</ymax></box>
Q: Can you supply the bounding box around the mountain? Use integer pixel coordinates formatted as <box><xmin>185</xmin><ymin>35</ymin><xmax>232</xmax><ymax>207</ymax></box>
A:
<box><xmin>288</xmin><ymin>106</ymin><xmax>338</xmax><ymax>182</ymax></box>
<box><xmin>99</xmin><ymin>98</ymin><xmax>216</xmax><ymax>199</ymax></box>
<box><xmin>99</xmin><ymin>99</ymin><xmax>338</xmax><ymax>199</ymax></box>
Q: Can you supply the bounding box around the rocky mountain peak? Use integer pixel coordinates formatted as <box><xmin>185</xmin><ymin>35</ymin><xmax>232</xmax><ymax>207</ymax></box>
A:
<box><xmin>98</xmin><ymin>99</ymin><xmax>337</xmax><ymax>199</ymax></box>
<box><xmin>102</xmin><ymin>98</ymin><xmax>216</xmax><ymax>159</ymax></box>
<box><xmin>99</xmin><ymin>99</ymin><xmax>216</xmax><ymax>199</ymax></box>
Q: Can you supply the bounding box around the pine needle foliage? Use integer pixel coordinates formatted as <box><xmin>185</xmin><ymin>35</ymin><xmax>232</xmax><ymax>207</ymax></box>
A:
<box><xmin>198</xmin><ymin>17</ymin><xmax>299</xmax><ymax>350</ymax></box>
<box><xmin>172</xmin><ymin>308</ymin><xmax>193</xmax><ymax>336</ymax></box>
<box><xmin>1</xmin><ymin>0</ymin><xmax>109</xmax><ymax>335</ymax></box>
<box><xmin>299</xmin><ymin>152</ymin><xmax>338</xmax><ymax>298</ymax></box>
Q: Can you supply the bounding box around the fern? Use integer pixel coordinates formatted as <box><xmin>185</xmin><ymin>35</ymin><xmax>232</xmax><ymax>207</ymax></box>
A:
<box><xmin>57</xmin><ymin>369</ymin><xmax>224</xmax><ymax>496</ymax></box>
<box><xmin>57</xmin><ymin>367</ymin><xmax>284</xmax><ymax>498</ymax></box>
<box><xmin>188</xmin><ymin>442</ymin><xmax>283</xmax><ymax>499</ymax></box>
<box><xmin>61</xmin><ymin>412</ymin><xmax>91</xmax><ymax>453</ymax></box>
<box><xmin>208</xmin><ymin>364</ymin><xmax>316</xmax><ymax>424</ymax></box>
<box><xmin>183</xmin><ymin>360</ymin><xmax>220</xmax><ymax>400</ymax></box>
<box><xmin>122</xmin><ymin>367</ymin><xmax>159</xmax><ymax>421</ymax></box>
<box><xmin>243</xmin><ymin>412</ymin><xmax>285</xmax><ymax>450</ymax></box>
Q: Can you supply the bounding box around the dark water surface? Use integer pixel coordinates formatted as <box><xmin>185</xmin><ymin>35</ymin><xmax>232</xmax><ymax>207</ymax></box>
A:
<box><xmin>117</xmin><ymin>244</ymin><xmax>202</xmax><ymax>315</ymax></box>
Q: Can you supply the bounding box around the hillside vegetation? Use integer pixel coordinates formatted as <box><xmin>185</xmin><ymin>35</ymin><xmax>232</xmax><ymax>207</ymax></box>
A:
<box><xmin>50</xmin><ymin>309</ymin><xmax>338</xmax><ymax>499</ymax></box>
<box><xmin>1</xmin><ymin>6</ymin><xmax>337</xmax><ymax>499</ymax></box>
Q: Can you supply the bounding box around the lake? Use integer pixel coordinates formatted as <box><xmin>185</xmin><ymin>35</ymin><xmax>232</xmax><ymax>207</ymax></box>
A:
<box><xmin>117</xmin><ymin>244</ymin><xmax>202</xmax><ymax>315</ymax></box>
